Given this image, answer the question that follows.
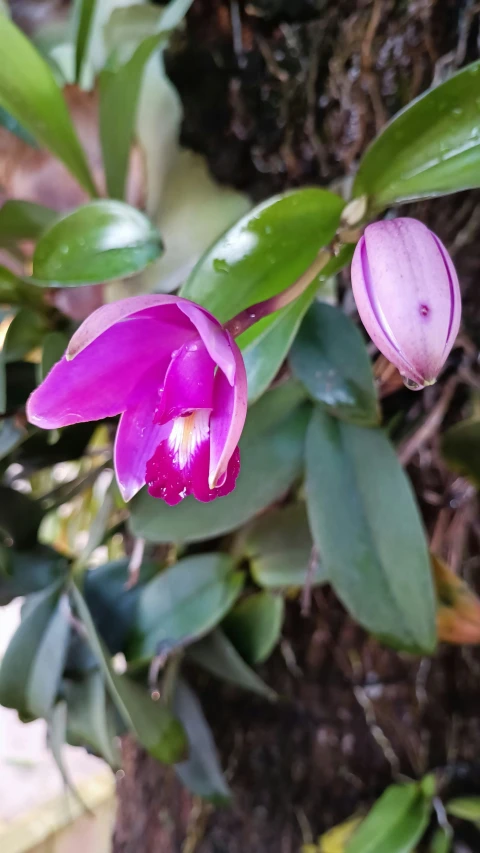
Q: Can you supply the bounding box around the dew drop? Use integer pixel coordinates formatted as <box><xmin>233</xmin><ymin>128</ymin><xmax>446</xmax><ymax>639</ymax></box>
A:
<box><xmin>403</xmin><ymin>377</ymin><xmax>424</xmax><ymax>391</ymax></box>
<box><xmin>213</xmin><ymin>258</ymin><xmax>230</xmax><ymax>274</ymax></box>
<box><xmin>419</xmin><ymin>303</ymin><xmax>430</xmax><ymax>317</ymax></box>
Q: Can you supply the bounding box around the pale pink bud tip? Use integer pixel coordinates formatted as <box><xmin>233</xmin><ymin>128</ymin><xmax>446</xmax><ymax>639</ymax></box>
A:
<box><xmin>351</xmin><ymin>217</ymin><xmax>461</xmax><ymax>389</ymax></box>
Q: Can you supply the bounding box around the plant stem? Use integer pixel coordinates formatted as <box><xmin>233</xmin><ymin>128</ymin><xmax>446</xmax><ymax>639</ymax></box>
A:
<box><xmin>224</xmin><ymin>247</ymin><xmax>333</xmax><ymax>338</ymax></box>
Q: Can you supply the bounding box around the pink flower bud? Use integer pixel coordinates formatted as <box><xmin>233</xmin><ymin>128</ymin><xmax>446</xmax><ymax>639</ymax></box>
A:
<box><xmin>351</xmin><ymin>218</ymin><xmax>461</xmax><ymax>389</ymax></box>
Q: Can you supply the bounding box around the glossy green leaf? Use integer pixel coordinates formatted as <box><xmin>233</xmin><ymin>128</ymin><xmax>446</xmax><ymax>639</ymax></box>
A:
<box><xmin>187</xmin><ymin>629</ymin><xmax>276</xmax><ymax>700</ymax></box>
<box><xmin>306</xmin><ymin>409</ymin><xmax>436</xmax><ymax>653</ymax></box>
<box><xmin>0</xmin><ymin>266</ymin><xmax>21</xmax><ymax>305</ymax></box>
<box><xmin>65</xmin><ymin>670</ymin><xmax>121</xmax><ymax>767</ymax></box>
<box><xmin>354</xmin><ymin>60</ymin><xmax>480</xmax><ymax>208</ymax></box>
<box><xmin>130</xmin><ymin>554</ymin><xmax>244</xmax><ymax>661</ymax></box>
<box><xmin>244</xmin><ymin>502</ymin><xmax>327</xmax><ymax>589</ymax></box>
<box><xmin>0</xmin><ymin>15</ymin><xmax>96</xmax><ymax>195</ymax></box>
<box><xmin>441</xmin><ymin>417</ymin><xmax>480</xmax><ymax>488</ymax></box>
<box><xmin>346</xmin><ymin>780</ymin><xmax>434</xmax><ymax>853</ymax></box>
<box><xmin>39</xmin><ymin>331</ymin><xmax>69</xmax><ymax>382</ymax></box>
<box><xmin>72</xmin><ymin>585</ymin><xmax>186</xmax><ymax>764</ymax></box>
<box><xmin>181</xmin><ymin>188</ymin><xmax>345</xmax><ymax>322</ymax></box>
<box><xmin>290</xmin><ymin>302</ymin><xmax>379</xmax><ymax>425</ymax></box>
<box><xmin>239</xmin><ymin>244</ymin><xmax>355</xmax><ymax>403</ymax></box>
<box><xmin>446</xmin><ymin>796</ymin><xmax>480</xmax><ymax>822</ymax></box>
<box><xmin>174</xmin><ymin>678</ymin><xmax>231</xmax><ymax>803</ymax></box>
<box><xmin>74</xmin><ymin>0</ymin><xmax>96</xmax><ymax>83</ymax></box>
<box><xmin>3</xmin><ymin>308</ymin><xmax>47</xmax><ymax>363</ymax></box>
<box><xmin>0</xmin><ymin>200</ymin><xmax>57</xmax><ymax>245</ymax></box>
<box><xmin>84</xmin><ymin>558</ymin><xmax>157</xmax><ymax>656</ymax></box>
<box><xmin>0</xmin><ymin>544</ymin><xmax>69</xmax><ymax>606</ymax></box>
<box><xmin>130</xmin><ymin>382</ymin><xmax>309</xmax><ymax>544</ymax></box>
<box><xmin>223</xmin><ymin>592</ymin><xmax>284</xmax><ymax>664</ymax></box>
<box><xmin>26</xmin><ymin>592</ymin><xmax>71</xmax><ymax>718</ymax></box>
<box><xmin>0</xmin><ymin>582</ymin><xmax>63</xmax><ymax>714</ymax></box>
<box><xmin>100</xmin><ymin>0</ymin><xmax>192</xmax><ymax>199</ymax></box>
<box><xmin>32</xmin><ymin>201</ymin><xmax>163</xmax><ymax>285</ymax></box>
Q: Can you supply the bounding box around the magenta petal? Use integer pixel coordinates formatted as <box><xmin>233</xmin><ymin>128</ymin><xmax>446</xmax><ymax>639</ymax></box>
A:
<box><xmin>208</xmin><ymin>334</ymin><xmax>247</xmax><ymax>489</ymax></box>
<box><xmin>114</xmin><ymin>365</ymin><xmax>170</xmax><ymax>502</ymax></box>
<box><xmin>146</xmin><ymin>422</ymin><xmax>240</xmax><ymax>506</ymax></box>
<box><xmin>177</xmin><ymin>302</ymin><xmax>236</xmax><ymax>385</ymax></box>
<box><xmin>27</xmin><ymin>318</ymin><xmax>180</xmax><ymax>429</ymax></box>
<box><xmin>191</xmin><ymin>444</ymin><xmax>240</xmax><ymax>503</ymax></box>
<box><xmin>67</xmin><ymin>295</ymin><xmax>194</xmax><ymax>358</ymax></box>
<box><xmin>154</xmin><ymin>339</ymin><xmax>216</xmax><ymax>425</ymax></box>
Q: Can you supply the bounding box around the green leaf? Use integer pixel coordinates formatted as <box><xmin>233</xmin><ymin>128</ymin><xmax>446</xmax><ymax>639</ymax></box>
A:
<box><xmin>65</xmin><ymin>670</ymin><xmax>121</xmax><ymax>767</ymax></box>
<box><xmin>0</xmin><ymin>582</ymin><xmax>64</xmax><ymax>714</ymax></box>
<box><xmin>0</xmin><ymin>417</ymin><xmax>28</xmax><ymax>461</ymax></box>
<box><xmin>0</xmin><ymin>544</ymin><xmax>69</xmax><ymax>606</ymax></box>
<box><xmin>72</xmin><ymin>585</ymin><xmax>186</xmax><ymax>764</ymax></box>
<box><xmin>0</xmin><ymin>15</ymin><xmax>96</xmax><ymax>195</ymax></box>
<box><xmin>26</xmin><ymin>592</ymin><xmax>71</xmax><ymax>718</ymax></box>
<box><xmin>290</xmin><ymin>302</ymin><xmax>379</xmax><ymax>426</ymax></box>
<box><xmin>100</xmin><ymin>34</ymin><xmax>168</xmax><ymax>200</ymax></box>
<box><xmin>0</xmin><ymin>200</ymin><xmax>57</xmax><ymax>245</ymax></box>
<box><xmin>100</xmin><ymin>0</ymin><xmax>193</xmax><ymax>200</ymax></box>
<box><xmin>105</xmin><ymin>0</ymin><xmax>192</xmax><ymax>57</ymax></box>
<box><xmin>39</xmin><ymin>331</ymin><xmax>69</xmax><ymax>382</ymax></box>
<box><xmin>223</xmin><ymin>592</ymin><xmax>284</xmax><ymax>664</ymax></box>
<box><xmin>0</xmin><ymin>485</ymin><xmax>44</xmax><ymax>548</ymax></box>
<box><xmin>446</xmin><ymin>796</ymin><xmax>480</xmax><ymax>822</ymax></box>
<box><xmin>173</xmin><ymin>678</ymin><xmax>231</xmax><ymax>803</ymax></box>
<box><xmin>0</xmin><ymin>105</ymin><xmax>38</xmax><ymax>147</ymax></box>
<box><xmin>130</xmin><ymin>554</ymin><xmax>243</xmax><ymax>661</ymax></box>
<box><xmin>3</xmin><ymin>308</ymin><xmax>47</xmax><ymax>363</ymax></box>
<box><xmin>346</xmin><ymin>781</ymin><xmax>434</xmax><ymax>853</ymax></box>
<box><xmin>74</xmin><ymin>0</ymin><xmax>96</xmax><ymax>84</ymax></box>
<box><xmin>84</xmin><ymin>558</ymin><xmax>157</xmax><ymax>656</ymax></box>
<box><xmin>306</xmin><ymin>409</ymin><xmax>436</xmax><ymax>653</ymax></box>
<box><xmin>243</xmin><ymin>502</ymin><xmax>327</xmax><ymax>589</ymax></box>
<box><xmin>181</xmin><ymin>188</ymin><xmax>345</xmax><ymax>322</ymax></box>
<box><xmin>239</xmin><ymin>244</ymin><xmax>355</xmax><ymax>403</ymax></box>
<box><xmin>32</xmin><ymin>201</ymin><xmax>163</xmax><ymax>285</ymax></box>
<box><xmin>130</xmin><ymin>382</ymin><xmax>310</xmax><ymax>544</ymax></box>
<box><xmin>0</xmin><ymin>350</ymin><xmax>5</xmax><ymax>415</ymax></box>
<box><xmin>429</xmin><ymin>828</ymin><xmax>452</xmax><ymax>853</ymax></box>
<box><xmin>354</xmin><ymin>60</ymin><xmax>480</xmax><ymax>208</ymax></box>
<box><xmin>187</xmin><ymin>629</ymin><xmax>276</xmax><ymax>700</ymax></box>
<box><xmin>441</xmin><ymin>417</ymin><xmax>480</xmax><ymax>488</ymax></box>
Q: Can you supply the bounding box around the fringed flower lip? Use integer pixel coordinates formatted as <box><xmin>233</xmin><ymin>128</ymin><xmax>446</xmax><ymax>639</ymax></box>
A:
<box><xmin>27</xmin><ymin>295</ymin><xmax>248</xmax><ymax>506</ymax></box>
<box><xmin>351</xmin><ymin>217</ymin><xmax>461</xmax><ymax>390</ymax></box>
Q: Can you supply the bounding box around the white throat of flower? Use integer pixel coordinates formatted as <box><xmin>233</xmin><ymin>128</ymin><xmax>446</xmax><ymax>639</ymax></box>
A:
<box><xmin>168</xmin><ymin>409</ymin><xmax>210</xmax><ymax>469</ymax></box>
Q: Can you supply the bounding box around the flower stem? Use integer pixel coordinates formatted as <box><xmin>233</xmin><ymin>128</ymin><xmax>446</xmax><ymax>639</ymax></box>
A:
<box><xmin>224</xmin><ymin>247</ymin><xmax>333</xmax><ymax>338</ymax></box>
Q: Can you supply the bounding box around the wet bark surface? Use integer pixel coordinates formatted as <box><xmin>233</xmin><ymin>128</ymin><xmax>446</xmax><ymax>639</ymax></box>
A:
<box><xmin>110</xmin><ymin>0</ymin><xmax>480</xmax><ymax>849</ymax></box>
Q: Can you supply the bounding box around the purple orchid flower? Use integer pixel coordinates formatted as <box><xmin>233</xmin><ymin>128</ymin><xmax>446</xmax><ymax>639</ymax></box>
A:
<box><xmin>351</xmin><ymin>217</ymin><xmax>461</xmax><ymax>389</ymax></box>
<box><xmin>27</xmin><ymin>296</ymin><xmax>247</xmax><ymax>506</ymax></box>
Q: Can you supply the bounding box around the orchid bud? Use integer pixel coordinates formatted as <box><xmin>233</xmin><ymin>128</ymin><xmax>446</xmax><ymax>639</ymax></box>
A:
<box><xmin>351</xmin><ymin>217</ymin><xmax>461</xmax><ymax>389</ymax></box>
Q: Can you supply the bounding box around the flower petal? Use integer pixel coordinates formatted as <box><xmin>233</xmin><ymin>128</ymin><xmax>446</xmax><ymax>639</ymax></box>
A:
<box><xmin>27</xmin><ymin>317</ymin><xmax>180</xmax><ymax>429</ymax></box>
<box><xmin>67</xmin><ymin>295</ymin><xmax>193</xmax><ymax>358</ymax></box>
<box><xmin>154</xmin><ymin>339</ymin><xmax>216</xmax><ymax>425</ymax></box>
<box><xmin>177</xmin><ymin>301</ymin><xmax>237</xmax><ymax>385</ymax></box>
<box><xmin>356</xmin><ymin>219</ymin><xmax>460</xmax><ymax>383</ymax></box>
<box><xmin>146</xmin><ymin>413</ymin><xmax>240</xmax><ymax>506</ymax></box>
<box><xmin>208</xmin><ymin>334</ymin><xmax>247</xmax><ymax>489</ymax></box>
<box><xmin>114</xmin><ymin>364</ymin><xmax>171</xmax><ymax>502</ymax></box>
